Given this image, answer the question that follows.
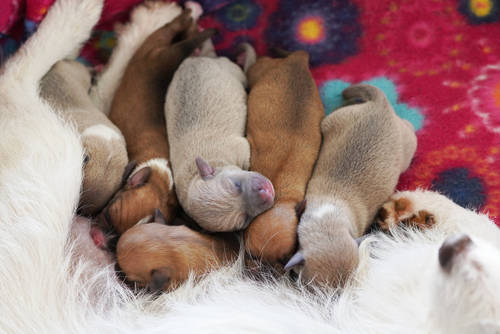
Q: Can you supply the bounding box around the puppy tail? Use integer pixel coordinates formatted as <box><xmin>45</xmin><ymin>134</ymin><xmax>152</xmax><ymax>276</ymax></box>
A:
<box><xmin>341</xmin><ymin>84</ymin><xmax>388</xmax><ymax>106</ymax></box>
<box><xmin>235</xmin><ymin>43</ymin><xmax>257</xmax><ymax>74</ymax></box>
<box><xmin>1</xmin><ymin>0</ymin><xmax>103</xmax><ymax>90</ymax></box>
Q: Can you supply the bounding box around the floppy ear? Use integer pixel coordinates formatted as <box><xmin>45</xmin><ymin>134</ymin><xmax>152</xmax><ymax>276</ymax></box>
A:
<box><xmin>149</xmin><ymin>267</ymin><xmax>172</xmax><ymax>293</ymax></box>
<box><xmin>294</xmin><ymin>200</ymin><xmax>307</xmax><ymax>219</ymax></box>
<box><xmin>195</xmin><ymin>156</ymin><xmax>214</xmax><ymax>180</ymax></box>
<box><xmin>128</xmin><ymin>167</ymin><xmax>151</xmax><ymax>188</ymax></box>
<box><xmin>284</xmin><ymin>251</ymin><xmax>305</xmax><ymax>271</ymax></box>
<box><xmin>155</xmin><ymin>209</ymin><xmax>167</xmax><ymax>225</ymax></box>
<box><xmin>121</xmin><ymin>160</ymin><xmax>137</xmax><ymax>186</ymax></box>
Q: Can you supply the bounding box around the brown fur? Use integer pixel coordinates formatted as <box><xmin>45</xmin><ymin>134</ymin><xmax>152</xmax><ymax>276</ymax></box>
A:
<box><xmin>377</xmin><ymin>197</ymin><xmax>436</xmax><ymax>231</ymax></box>
<box><xmin>96</xmin><ymin>10</ymin><xmax>216</xmax><ymax>234</ymax></box>
<box><xmin>116</xmin><ymin>222</ymin><xmax>240</xmax><ymax>292</ymax></box>
<box><xmin>243</xmin><ymin>50</ymin><xmax>324</xmax><ymax>274</ymax></box>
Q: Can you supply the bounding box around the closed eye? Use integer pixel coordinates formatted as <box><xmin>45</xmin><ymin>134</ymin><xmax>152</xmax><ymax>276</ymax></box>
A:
<box><xmin>232</xmin><ymin>180</ymin><xmax>242</xmax><ymax>190</ymax></box>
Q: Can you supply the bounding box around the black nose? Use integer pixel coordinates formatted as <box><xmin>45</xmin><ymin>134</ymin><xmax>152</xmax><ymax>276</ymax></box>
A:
<box><xmin>439</xmin><ymin>234</ymin><xmax>473</xmax><ymax>272</ymax></box>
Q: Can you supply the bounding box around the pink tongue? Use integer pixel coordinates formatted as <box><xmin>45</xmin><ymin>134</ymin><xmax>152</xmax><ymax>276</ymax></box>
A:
<box><xmin>90</xmin><ymin>228</ymin><xmax>106</xmax><ymax>248</ymax></box>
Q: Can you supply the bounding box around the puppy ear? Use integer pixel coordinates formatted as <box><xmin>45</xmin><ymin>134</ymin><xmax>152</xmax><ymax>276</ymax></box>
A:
<box><xmin>196</xmin><ymin>156</ymin><xmax>215</xmax><ymax>180</ymax></box>
<box><xmin>155</xmin><ymin>209</ymin><xmax>167</xmax><ymax>225</ymax></box>
<box><xmin>284</xmin><ymin>251</ymin><xmax>305</xmax><ymax>271</ymax></box>
<box><xmin>149</xmin><ymin>267</ymin><xmax>172</xmax><ymax>293</ymax></box>
<box><xmin>121</xmin><ymin>161</ymin><xmax>137</xmax><ymax>186</ymax></box>
<box><xmin>128</xmin><ymin>167</ymin><xmax>151</xmax><ymax>188</ymax></box>
<box><xmin>294</xmin><ymin>200</ymin><xmax>307</xmax><ymax>219</ymax></box>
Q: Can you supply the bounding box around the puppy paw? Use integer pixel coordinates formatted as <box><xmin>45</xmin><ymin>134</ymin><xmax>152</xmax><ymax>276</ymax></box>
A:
<box><xmin>128</xmin><ymin>1</ymin><xmax>182</xmax><ymax>32</ymax></box>
<box><xmin>376</xmin><ymin>196</ymin><xmax>435</xmax><ymax>232</ymax></box>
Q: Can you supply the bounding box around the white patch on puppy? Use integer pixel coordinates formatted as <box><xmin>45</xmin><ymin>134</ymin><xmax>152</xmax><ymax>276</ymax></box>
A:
<box><xmin>82</xmin><ymin>124</ymin><xmax>123</xmax><ymax>141</ymax></box>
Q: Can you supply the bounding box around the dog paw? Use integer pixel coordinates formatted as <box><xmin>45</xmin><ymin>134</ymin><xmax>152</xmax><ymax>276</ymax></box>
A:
<box><xmin>376</xmin><ymin>196</ymin><xmax>435</xmax><ymax>232</ymax></box>
<box><xmin>184</xmin><ymin>1</ymin><xmax>203</xmax><ymax>21</ymax></box>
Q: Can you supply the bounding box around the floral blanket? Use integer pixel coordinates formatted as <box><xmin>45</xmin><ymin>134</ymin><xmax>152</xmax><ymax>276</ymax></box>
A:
<box><xmin>2</xmin><ymin>0</ymin><xmax>500</xmax><ymax>223</ymax></box>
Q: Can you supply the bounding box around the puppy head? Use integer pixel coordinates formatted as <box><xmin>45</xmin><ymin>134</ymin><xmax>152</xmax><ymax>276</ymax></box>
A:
<box><xmin>116</xmin><ymin>221</ymin><xmax>204</xmax><ymax>292</ymax></box>
<box><xmin>244</xmin><ymin>200</ymin><xmax>306</xmax><ymax>274</ymax></box>
<box><xmin>186</xmin><ymin>157</ymin><xmax>274</xmax><ymax>232</ymax></box>
<box><xmin>79</xmin><ymin>134</ymin><xmax>128</xmax><ymax>215</ymax></box>
<box><xmin>285</xmin><ymin>211</ymin><xmax>360</xmax><ymax>288</ymax></box>
<box><xmin>97</xmin><ymin>161</ymin><xmax>178</xmax><ymax>235</ymax></box>
<box><xmin>430</xmin><ymin>234</ymin><xmax>500</xmax><ymax>334</ymax></box>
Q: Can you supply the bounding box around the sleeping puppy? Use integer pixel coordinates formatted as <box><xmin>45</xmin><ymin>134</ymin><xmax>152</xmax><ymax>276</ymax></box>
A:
<box><xmin>116</xmin><ymin>210</ymin><xmax>240</xmax><ymax>292</ymax></box>
<box><xmin>242</xmin><ymin>45</ymin><xmax>324</xmax><ymax>274</ymax></box>
<box><xmin>40</xmin><ymin>60</ymin><xmax>128</xmax><ymax>216</ymax></box>
<box><xmin>286</xmin><ymin>84</ymin><xmax>417</xmax><ymax>287</ymax></box>
<box><xmin>96</xmin><ymin>6</ymin><xmax>216</xmax><ymax>234</ymax></box>
<box><xmin>165</xmin><ymin>40</ymin><xmax>274</xmax><ymax>232</ymax></box>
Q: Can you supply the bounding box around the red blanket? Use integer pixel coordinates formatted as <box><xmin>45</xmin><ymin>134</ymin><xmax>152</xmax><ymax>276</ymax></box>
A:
<box><xmin>2</xmin><ymin>0</ymin><xmax>500</xmax><ymax>224</ymax></box>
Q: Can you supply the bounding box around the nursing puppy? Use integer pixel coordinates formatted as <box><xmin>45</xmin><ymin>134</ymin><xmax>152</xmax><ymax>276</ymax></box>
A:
<box><xmin>242</xmin><ymin>46</ymin><xmax>324</xmax><ymax>273</ymax></box>
<box><xmin>285</xmin><ymin>84</ymin><xmax>417</xmax><ymax>287</ymax></box>
<box><xmin>165</xmin><ymin>41</ymin><xmax>274</xmax><ymax>232</ymax></box>
<box><xmin>40</xmin><ymin>60</ymin><xmax>128</xmax><ymax>216</ymax></box>
<box><xmin>97</xmin><ymin>9</ymin><xmax>216</xmax><ymax>234</ymax></box>
<box><xmin>117</xmin><ymin>210</ymin><xmax>240</xmax><ymax>292</ymax></box>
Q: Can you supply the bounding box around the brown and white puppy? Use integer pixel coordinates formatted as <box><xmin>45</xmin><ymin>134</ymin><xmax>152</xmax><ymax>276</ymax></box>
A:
<box><xmin>97</xmin><ymin>9</ymin><xmax>216</xmax><ymax>234</ymax></box>
<box><xmin>242</xmin><ymin>46</ymin><xmax>324</xmax><ymax>274</ymax></box>
<box><xmin>285</xmin><ymin>84</ymin><xmax>417</xmax><ymax>288</ymax></box>
<box><xmin>116</xmin><ymin>210</ymin><xmax>240</xmax><ymax>292</ymax></box>
<box><xmin>40</xmin><ymin>60</ymin><xmax>128</xmax><ymax>216</ymax></box>
<box><xmin>165</xmin><ymin>41</ymin><xmax>274</xmax><ymax>233</ymax></box>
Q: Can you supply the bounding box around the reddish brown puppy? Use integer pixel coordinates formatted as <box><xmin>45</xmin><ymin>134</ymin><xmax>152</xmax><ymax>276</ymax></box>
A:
<box><xmin>117</xmin><ymin>210</ymin><xmax>240</xmax><ymax>292</ymax></box>
<box><xmin>243</xmin><ymin>46</ymin><xmax>324</xmax><ymax>274</ymax></box>
<box><xmin>96</xmin><ymin>9</ymin><xmax>217</xmax><ymax>234</ymax></box>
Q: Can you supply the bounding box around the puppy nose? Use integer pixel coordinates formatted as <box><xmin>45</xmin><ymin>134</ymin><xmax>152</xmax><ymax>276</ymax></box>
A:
<box><xmin>439</xmin><ymin>234</ymin><xmax>473</xmax><ymax>272</ymax></box>
<box><xmin>258</xmin><ymin>180</ymin><xmax>275</xmax><ymax>205</ymax></box>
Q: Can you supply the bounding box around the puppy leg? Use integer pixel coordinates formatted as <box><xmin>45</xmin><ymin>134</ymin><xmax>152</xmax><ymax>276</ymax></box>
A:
<box><xmin>0</xmin><ymin>0</ymin><xmax>104</xmax><ymax>92</ymax></box>
<box><xmin>90</xmin><ymin>1</ymin><xmax>183</xmax><ymax>115</ymax></box>
<box><xmin>376</xmin><ymin>193</ymin><xmax>436</xmax><ymax>232</ymax></box>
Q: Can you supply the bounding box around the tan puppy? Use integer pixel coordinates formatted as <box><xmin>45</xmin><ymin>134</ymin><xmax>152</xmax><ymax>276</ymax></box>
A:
<box><xmin>165</xmin><ymin>41</ymin><xmax>274</xmax><ymax>233</ymax></box>
<box><xmin>40</xmin><ymin>60</ymin><xmax>128</xmax><ymax>216</ymax></box>
<box><xmin>116</xmin><ymin>210</ymin><xmax>240</xmax><ymax>292</ymax></box>
<box><xmin>242</xmin><ymin>47</ymin><xmax>324</xmax><ymax>274</ymax></box>
<box><xmin>97</xmin><ymin>10</ymin><xmax>216</xmax><ymax>234</ymax></box>
<box><xmin>285</xmin><ymin>84</ymin><xmax>417</xmax><ymax>287</ymax></box>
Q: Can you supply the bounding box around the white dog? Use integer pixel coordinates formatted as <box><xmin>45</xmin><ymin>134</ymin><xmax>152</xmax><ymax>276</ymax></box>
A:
<box><xmin>1</xmin><ymin>0</ymin><xmax>498</xmax><ymax>332</ymax></box>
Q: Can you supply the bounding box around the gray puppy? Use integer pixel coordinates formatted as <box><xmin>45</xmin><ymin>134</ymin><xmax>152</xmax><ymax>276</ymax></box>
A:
<box><xmin>40</xmin><ymin>60</ymin><xmax>128</xmax><ymax>215</ymax></box>
<box><xmin>165</xmin><ymin>41</ymin><xmax>274</xmax><ymax>232</ymax></box>
<box><xmin>285</xmin><ymin>84</ymin><xmax>417</xmax><ymax>287</ymax></box>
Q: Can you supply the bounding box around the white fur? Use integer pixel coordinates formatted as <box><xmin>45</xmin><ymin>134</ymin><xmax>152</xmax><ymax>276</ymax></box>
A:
<box><xmin>90</xmin><ymin>1</ymin><xmax>182</xmax><ymax>115</ymax></box>
<box><xmin>81</xmin><ymin>123</ymin><xmax>122</xmax><ymax>141</ymax></box>
<box><xmin>135</xmin><ymin>215</ymin><xmax>153</xmax><ymax>226</ymax></box>
<box><xmin>313</xmin><ymin>203</ymin><xmax>340</xmax><ymax>219</ymax></box>
<box><xmin>2</xmin><ymin>0</ymin><xmax>499</xmax><ymax>332</ymax></box>
<box><xmin>131</xmin><ymin>158</ymin><xmax>174</xmax><ymax>192</ymax></box>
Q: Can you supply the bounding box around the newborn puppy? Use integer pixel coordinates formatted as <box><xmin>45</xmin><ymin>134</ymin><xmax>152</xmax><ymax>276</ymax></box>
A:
<box><xmin>97</xmin><ymin>8</ymin><xmax>216</xmax><ymax>234</ymax></box>
<box><xmin>165</xmin><ymin>40</ymin><xmax>274</xmax><ymax>232</ymax></box>
<box><xmin>40</xmin><ymin>60</ymin><xmax>128</xmax><ymax>216</ymax></box>
<box><xmin>242</xmin><ymin>46</ymin><xmax>324</xmax><ymax>274</ymax></box>
<box><xmin>286</xmin><ymin>84</ymin><xmax>417</xmax><ymax>287</ymax></box>
<box><xmin>116</xmin><ymin>210</ymin><xmax>240</xmax><ymax>292</ymax></box>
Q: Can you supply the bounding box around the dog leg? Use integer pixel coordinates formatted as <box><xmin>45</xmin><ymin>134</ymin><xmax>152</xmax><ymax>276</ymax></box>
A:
<box><xmin>90</xmin><ymin>1</ymin><xmax>184</xmax><ymax>115</ymax></box>
<box><xmin>0</xmin><ymin>0</ymin><xmax>104</xmax><ymax>92</ymax></box>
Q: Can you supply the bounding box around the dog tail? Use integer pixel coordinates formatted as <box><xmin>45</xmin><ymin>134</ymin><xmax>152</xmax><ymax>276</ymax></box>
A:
<box><xmin>341</xmin><ymin>84</ymin><xmax>388</xmax><ymax>106</ymax></box>
<box><xmin>1</xmin><ymin>0</ymin><xmax>103</xmax><ymax>91</ymax></box>
<box><xmin>235</xmin><ymin>43</ymin><xmax>257</xmax><ymax>74</ymax></box>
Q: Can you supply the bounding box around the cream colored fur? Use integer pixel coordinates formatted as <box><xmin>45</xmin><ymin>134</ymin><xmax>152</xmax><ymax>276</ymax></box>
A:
<box><xmin>40</xmin><ymin>60</ymin><xmax>128</xmax><ymax>215</ymax></box>
<box><xmin>291</xmin><ymin>84</ymin><xmax>418</xmax><ymax>286</ymax></box>
<box><xmin>165</xmin><ymin>53</ymin><xmax>272</xmax><ymax>232</ymax></box>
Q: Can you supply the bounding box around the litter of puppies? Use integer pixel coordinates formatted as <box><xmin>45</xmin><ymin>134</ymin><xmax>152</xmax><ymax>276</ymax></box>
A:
<box><xmin>1</xmin><ymin>0</ymin><xmax>499</xmax><ymax>332</ymax></box>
